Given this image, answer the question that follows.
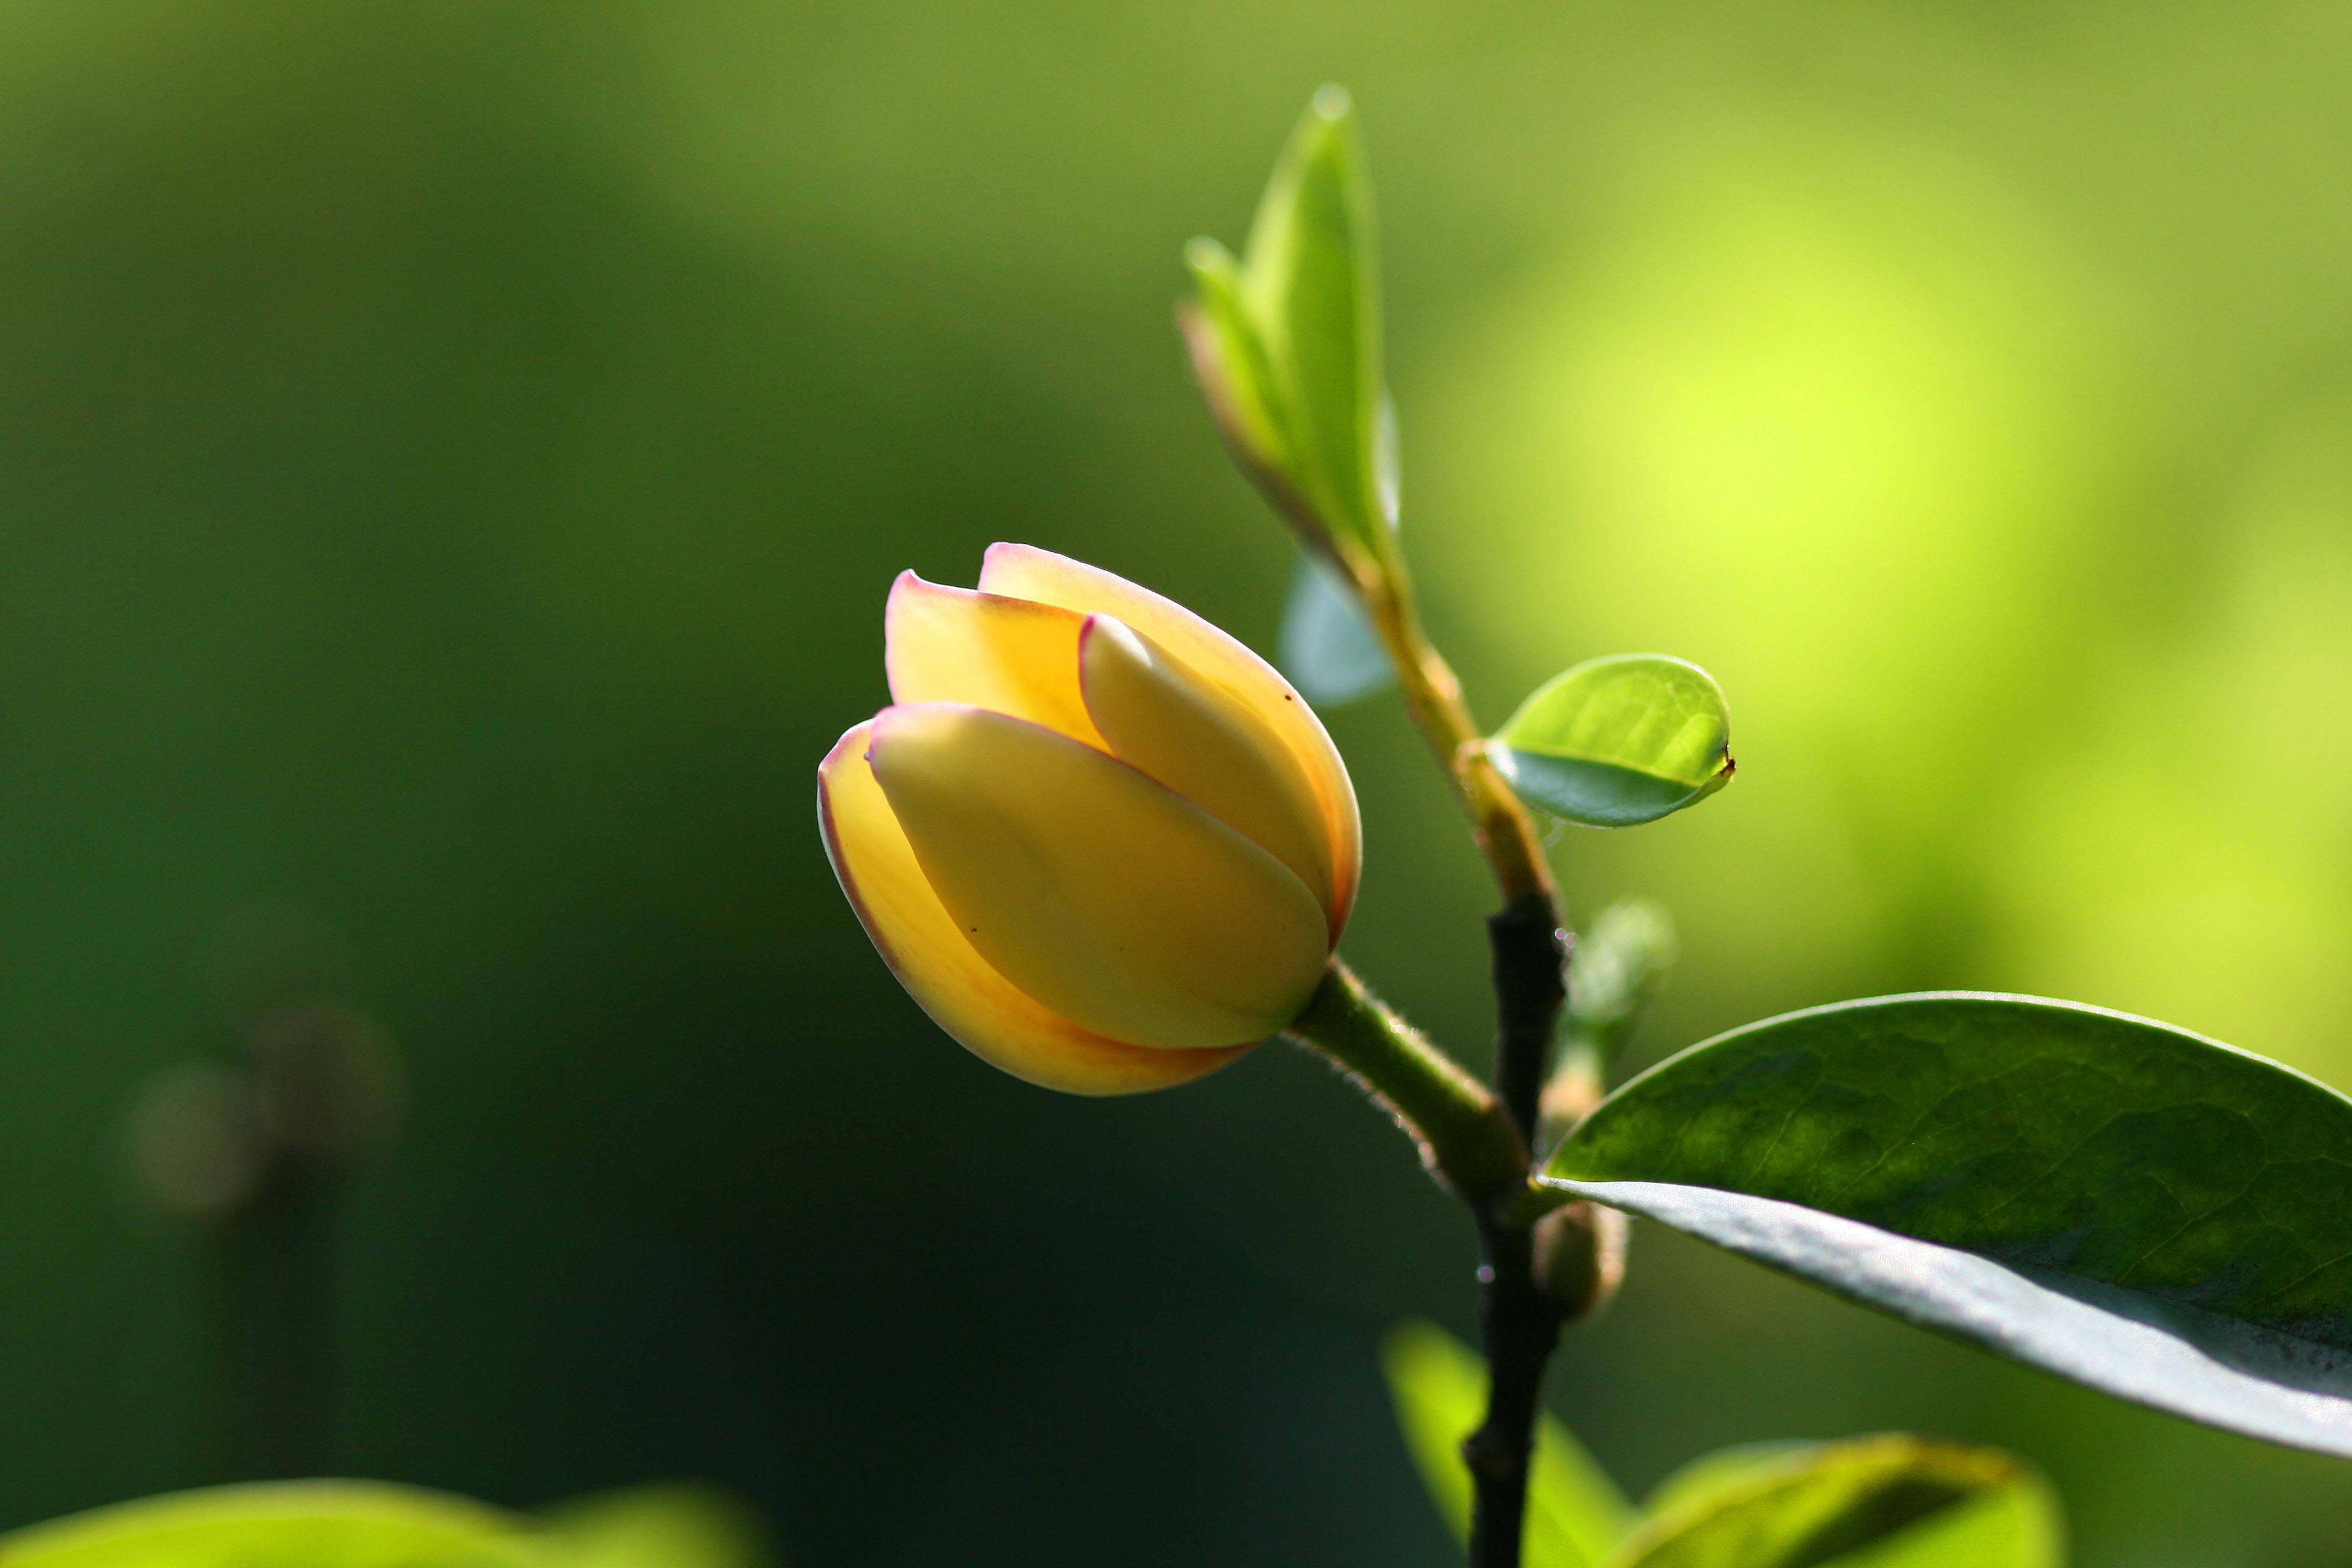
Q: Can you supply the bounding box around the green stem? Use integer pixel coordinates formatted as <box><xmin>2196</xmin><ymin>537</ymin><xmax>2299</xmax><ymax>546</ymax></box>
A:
<box><xmin>1284</xmin><ymin>962</ymin><xmax>1529</xmax><ymax>1204</ymax></box>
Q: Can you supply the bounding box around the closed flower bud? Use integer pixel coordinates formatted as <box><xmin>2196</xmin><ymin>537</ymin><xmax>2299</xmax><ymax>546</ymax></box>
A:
<box><xmin>820</xmin><ymin>544</ymin><xmax>1362</xmax><ymax>1094</ymax></box>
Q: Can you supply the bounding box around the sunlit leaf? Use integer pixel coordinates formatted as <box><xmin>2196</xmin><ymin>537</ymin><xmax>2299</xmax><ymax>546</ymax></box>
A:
<box><xmin>1609</xmin><ymin>1435</ymin><xmax>2062</xmax><ymax>1568</ymax></box>
<box><xmin>540</xmin><ymin>1485</ymin><xmax>773</xmax><ymax>1568</ymax></box>
<box><xmin>1543</xmin><ymin>993</ymin><xmax>2352</xmax><ymax>1457</ymax></box>
<box><xmin>1382</xmin><ymin>1320</ymin><xmax>1634</xmax><ymax>1567</ymax></box>
<box><xmin>1491</xmin><ymin>655</ymin><xmax>1732</xmax><ymax>828</ymax></box>
<box><xmin>1279</xmin><ymin>551</ymin><xmax>1393</xmax><ymax>705</ymax></box>
<box><xmin>1184</xmin><ymin>88</ymin><xmax>1391</xmax><ymax>569</ymax></box>
<box><xmin>1240</xmin><ymin>85</ymin><xmax>1385</xmax><ymax>558</ymax></box>
<box><xmin>1181</xmin><ymin>237</ymin><xmax>1301</xmax><ymax>520</ymax></box>
<box><xmin>0</xmin><ymin>1481</ymin><xmax>529</xmax><ymax>1567</ymax></box>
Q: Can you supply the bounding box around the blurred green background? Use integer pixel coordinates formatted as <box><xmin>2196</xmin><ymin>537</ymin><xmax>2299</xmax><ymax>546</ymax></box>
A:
<box><xmin>4</xmin><ymin>1</ymin><xmax>2351</xmax><ymax>1562</ymax></box>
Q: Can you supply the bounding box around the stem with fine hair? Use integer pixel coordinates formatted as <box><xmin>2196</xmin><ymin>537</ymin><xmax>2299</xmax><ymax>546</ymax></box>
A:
<box><xmin>1284</xmin><ymin>962</ymin><xmax>1527</xmax><ymax>1206</ymax></box>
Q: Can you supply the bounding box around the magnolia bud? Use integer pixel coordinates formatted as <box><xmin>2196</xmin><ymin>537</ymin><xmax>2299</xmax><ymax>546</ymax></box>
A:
<box><xmin>820</xmin><ymin>544</ymin><xmax>1361</xmax><ymax>1095</ymax></box>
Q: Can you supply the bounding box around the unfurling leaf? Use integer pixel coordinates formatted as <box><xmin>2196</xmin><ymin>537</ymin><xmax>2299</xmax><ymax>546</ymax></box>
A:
<box><xmin>1491</xmin><ymin>655</ymin><xmax>1732</xmax><ymax>828</ymax></box>
<box><xmin>1612</xmin><ymin>1434</ymin><xmax>2062</xmax><ymax>1568</ymax></box>
<box><xmin>1279</xmin><ymin>550</ymin><xmax>1393</xmax><ymax>705</ymax></box>
<box><xmin>1183</xmin><ymin>87</ymin><xmax>1392</xmax><ymax>572</ymax></box>
<box><xmin>1382</xmin><ymin>1321</ymin><xmax>1633</xmax><ymax>1567</ymax></box>
<box><xmin>1542</xmin><ymin>993</ymin><xmax>2352</xmax><ymax>1458</ymax></box>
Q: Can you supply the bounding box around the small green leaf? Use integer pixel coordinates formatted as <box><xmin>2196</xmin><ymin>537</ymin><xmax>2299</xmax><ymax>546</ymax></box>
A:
<box><xmin>1279</xmin><ymin>551</ymin><xmax>1393</xmax><ymax>705</ymax></box>
<box><xmin>1382</xmin><ymin>1320</ymin><xmax>1634</xmax><ymax>1567</ymax></box>
<box><xmin>1242</xmin><ymin>85</ymin><xmax>1385</xmax><ymax>557</ymax></box>
<box><xmin>1564</xmin><ymin>898</ymin><xmax>1679</xmax><ymax>1061</ymax></box>
<box><xmin>1609</xmin><ymin>1435</ymin><xmax>2063</xmax><ymax>1568</ymax></box>
<box><xmin>540</xmin><ymin>1486</ymin><xmax>773</xmax><ymax>1568</ymax></box>
<box><xmin>1185</xmin><ymin>88</ymin><xmax>1391</xmax><ymax>570</ymax></box>
<box><xmin>1491</xmin><ymin>655</ymin><xmax>1733</xmax><ymax>828</ymax></box>
<box><xmin>0</xmin><ymin>1481</ymin><xmax>528</xmax><ymax>1567</ymax></box>
<box><xmin>1542</xmin><ymin>993</ymin><xmax>2352</xmax><ymax>1458</ymax></box>
<box><xmin>1181</xmin><ymin>238</ymin><xmax>1301</xmax><ymax>516</ymax></box>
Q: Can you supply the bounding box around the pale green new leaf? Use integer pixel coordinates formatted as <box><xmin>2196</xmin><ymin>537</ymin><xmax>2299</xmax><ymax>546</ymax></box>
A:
<box><xmin>0</xmin><ymin>1481</ymin><xmax>530</xmax><ymax>1568</ymax></box>
<box><xmin>1240</xmin><ymin>85</ymin><xmax>1386</xmax><ymax>559</ymax></box>
<box><xmin>1382</xmin><ymin>1321</ymin><xmax>1633</xmax><ymax>1567</ymax></box>
<box><xmin>1609</xmin><ymin>1436</ymin><xmax>2062</xmax><ymax>1568</ymax></box>
<box><xmin>1181</xmin><ymin>237</ymin><xmax>1298</xmax><ymax>502</ymax></box>
<box><xmin>1491</xmin><ymin>655</ymin><xmax>1733</xmax><ymax>827</ymax></box>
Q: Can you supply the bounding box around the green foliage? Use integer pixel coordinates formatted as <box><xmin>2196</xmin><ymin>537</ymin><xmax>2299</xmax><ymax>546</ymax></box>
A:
<box><xmin>1183</xmin><ymin>87</ymin><xmax>1393</xmax><ymax>572</ymax></box>
<box><xmin>1611</xmin><ymin>1436</ymin><xmax>2062</xmax><ymax>1568</ymax></box>
<box><xmin>1491</xmin><ymin>656</ymin><xmax>1733</xmax><ymax>828</ymax></box>
<box><xmin>0</xmin><ymin>1482</ymin><xmax>528</xmax><ymax>1568</ymax></box>
<box><xmin>540</xmin><ymin>1486</ymin><xmax>773</xmax><ymax>1568</ymax></box>
<box><xmin>1381</xmin><ymin>1321</ymin><xmax>1634</xmax><ymax>1567</ymax></box>
<box><xmin>0</xmin><ymin>1481</ymin><xmax>771</xmax><ymax>1568</ymax></box>
<box><xmin>1542</xmin><ymin>993</ymin><xmax>2352</xmax><ymax>1456</ymax></box>
<box><xmin>1561</xmin><ymin>898</ymin><xmax>1679</xmax><ymax>1065</ymax></box>
<box><xmin>1278</xmin><ymin>550</ymin><xmax>1394</xmax><ymax>705</ymax></box>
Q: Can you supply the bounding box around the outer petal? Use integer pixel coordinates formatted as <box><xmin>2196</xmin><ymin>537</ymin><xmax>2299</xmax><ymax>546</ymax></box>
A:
<box><xmin>1079</xmin><ymin>615</ymin><xmax>1334</xmax><ymax>920</ymax></box>
<box><xmin>979</xmin><ymin>543</ymin><xmax>1361</xmax><ymax>932</ymax></box>
<box><xmin>818</xmin><ymin>722</ymin><xmax>1246</xmax><ymax>1094</ymax></box>
<box><xmin>884</xmin><ymin>572</ymin><xmax>1102</xmax><ymax>746</ymax></box>
<box><xmin>868</xmin><ymin>704</ymin><xmax>1330</xmax><ymax>1050</ymax></box>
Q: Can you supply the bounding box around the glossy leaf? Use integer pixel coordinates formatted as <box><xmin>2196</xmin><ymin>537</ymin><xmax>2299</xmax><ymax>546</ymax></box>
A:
<box><xmin>1382</xmin><ymin>1321</ymin><xmax>1634</xmax><ymax>1567</ymax></box>
<box><xmin>0</xmin><ymin>1481</ymin><xmax>529</xmax><ymax>1567</ymax></box>
<box><xmin>1279</xmin><ymin>552</ymin><xmax>1393</xmax><ymax>705</ymax></box>
<box><xmin>1491</xmin><ymin>655</ymin><xmax>1732</xmax><ymax>828</ymax></box>
<box><xmin>1543</xmin><ymin>993</ymin><xmax>2352</xmax><ymax>1457</ymax></box>
<box><xmin>1610</xmin><ymin>1435</ymin><xmax>2062</xmax><ymax>1568</ymax></box>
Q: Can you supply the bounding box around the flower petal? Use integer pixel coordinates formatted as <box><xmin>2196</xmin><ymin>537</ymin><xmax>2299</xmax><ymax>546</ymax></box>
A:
<box><xmin>819</xmin><ymin>722</ymin><xmax>1246</xmax><ymax>1094</ymax></box>
<box><xmin>978</xmin><ymin>543</ymin><xmax>1361</xmax><ymax>930</ymax></box>
<box><xmin>1079</xmin><ymin>615</ymin><xmax>1334</xmax><ymax>918</ymax></box>
<box><xmin>884</xmin><ymin>572</ymin><xmax>1102</xmax><ymax>746</ymax></box>
<box><xmin>868</xmin><ymin>703</ymin><xmax>1331</xmax><ymax>1050</ymax></box>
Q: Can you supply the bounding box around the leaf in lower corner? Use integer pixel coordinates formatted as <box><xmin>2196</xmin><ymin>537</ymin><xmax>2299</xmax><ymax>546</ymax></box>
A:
<box><xmin>1491</xmin><ymin>655</ymin><xmax>1733</xmax><ymax>828</ymax></box>
<box><xmin>1610</xmin><ymin>1434</ymin><xmax>2063</xmax><ymax>1568</ymax></box>
<box><xmin>1380</xmin><ymin>1320</ymin><xmax>1633</xmax><ymax>1568</ymax></box>
<box><xmin>0</xmin><ymin>1481</ymin><xmax>533</xmax><ymax>1567</ymax></box>
<box><xmin>1542</xmin><ymin>992</ymin><xmax>2352</xmax><ymax>1459</ymax></box>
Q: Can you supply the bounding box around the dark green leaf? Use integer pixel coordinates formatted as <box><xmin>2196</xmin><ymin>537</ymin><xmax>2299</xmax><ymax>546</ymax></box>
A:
<box><xmin>1543</xmin><ymin>993</ymin><xmax>2352</xmax><ymax>1457</ymax></box>
<box><xmin>1609</xmin><ymin>1435</ymin><xmax>2062</xmax><ymax>1568</ymax></box>
<box><xmin>1382</xmin><ymin>1321</ymin><xmax>1633</xmax><ymax>1567</ymax></box>
<box><xmin>1279</xmin><ymin>552</ymin><xmax>1393</xmax><ymax>705</ymax></box>
<box><xmin>0</xmin><ymin>1481</ymin><xmax>529</xmax><ymax>1567</ymax></box>
<box><xmin>1491</xmin><ymin>655</ymin><xmax>1733</xmax><ymax>828</ymax></box>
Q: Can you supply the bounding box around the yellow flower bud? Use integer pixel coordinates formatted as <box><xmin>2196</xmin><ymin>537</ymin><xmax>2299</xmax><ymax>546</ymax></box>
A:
<box><xmin>819</xmin><ymin>544</ymin><xmax>1362</xmax><ymax>1094</ymax></box>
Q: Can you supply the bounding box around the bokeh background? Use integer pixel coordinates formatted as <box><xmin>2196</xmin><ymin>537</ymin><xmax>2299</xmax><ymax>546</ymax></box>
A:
<box><xmin>4</xmin><ymin>1</ymin><xmax>2351</xmax><ymax>1562</ymax></box>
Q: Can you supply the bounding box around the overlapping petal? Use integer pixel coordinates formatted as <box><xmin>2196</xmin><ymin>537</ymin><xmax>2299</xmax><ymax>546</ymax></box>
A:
<box><xmin>884</xmin><ymin>572</ymin><xmax>1102</xmax><ymax>746</ymax></box>
<box><xmin>1077</xmin><ymin>615</ymin><xmax>1334</xmax><ymax>917</ymax></box>
<box><xmin>978</xmin><ymin>543</ymin><xmax>1361</xmax><ymax>929</ymax></box>
<box><xmin>818</xmin><ymin>722</ymin><xmax>1246</xmax><ymax>1094</ymax></box>
<box><xmin>867</xmin><ymin>703</ymin><xmax>1331</xmax><ymax>1051</ymax></box>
